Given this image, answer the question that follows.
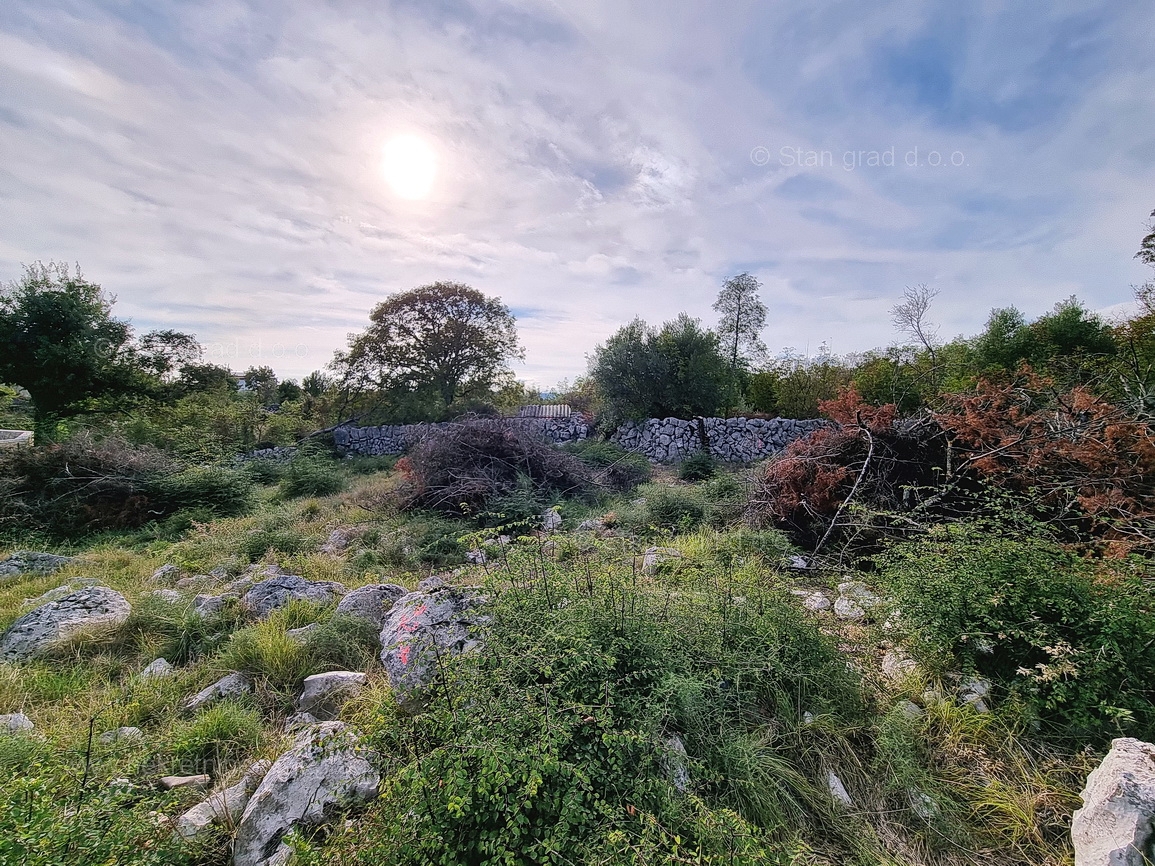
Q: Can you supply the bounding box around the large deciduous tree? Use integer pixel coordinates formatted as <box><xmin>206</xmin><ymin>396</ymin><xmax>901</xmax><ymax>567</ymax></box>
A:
<box><xmin>333</xmin><ymin>282</ymin><xmax>523</xmax><ymax>417</ymax></box>
<box><xmin>0</xmin><ymin>262</ymin><xmax>198</xmax><ymax>442</ymax></box>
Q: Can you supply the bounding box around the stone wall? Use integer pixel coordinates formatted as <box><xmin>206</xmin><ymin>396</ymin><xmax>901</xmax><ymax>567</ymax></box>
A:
<box><xmin>610</xmin><ymin>416</ymin><xmax>825</xmax><ymax>463</ymax></box>
<box><xmin>333</xmin><ymin>414</ymin><xmax>590</xmax><ymax>457</ymax></box>
<box><xmin>334</xmin><ymin>414</ymin><xmax>823</xmax><ymax>464</ymax></box>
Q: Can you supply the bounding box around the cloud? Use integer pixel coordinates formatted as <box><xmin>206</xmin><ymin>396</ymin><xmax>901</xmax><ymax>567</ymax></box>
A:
<box><xmin>0</xmin><ymin>0</ymin><xmax>1153</xmax><ymax>388</ymax></box>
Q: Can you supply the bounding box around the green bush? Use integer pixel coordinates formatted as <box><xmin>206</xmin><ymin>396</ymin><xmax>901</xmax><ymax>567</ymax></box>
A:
<box><xmin>878</xmin><ymin>526</ymin><xmax>1155</xmax><ymax>744</ymax></box>
<box><xmin>146</xmin><ymin>466</ymin><xmax>254</xmax><ymax>517</ymax></box>
<box><xmin>280</xmin><ymin>457</ymin><xmax>346</xmax><ymax>498</ymax></box>
<box><xmin>125</xmin><ymin>595</ymin><xmax>240</xmax><ymax>664</ymax></box>
<box><xmin>344</xmin><ymin>455</ymin><xmax>399</xmax><ymax>476</ymax></box>
<box><xmin>627</xmin><ymin>484</ymin><xmax>707</xmax><ymax>533</ymax></box>
<box><xmin>300</xmin><ymin>548</ymin><xmax>862</xmax><ymax>865</ymax></box>
<box><xmin>678</xmin><ymin>452</ymin><xmax>717</xmax><ymax>482</ymax></box>
<box><xmin>239</xmin><ymin>527</ymin><xmax>307</xmax><ymax>561</ymax></box>
<box><xmin>565</xmin><ymin>439</ymin><xmax>652</xmax><ymax>491</ymax></box>
<box><xmin>240</xmin><ymin>459</ymin><xmax>287</xmax><ymax>485</ymax></box>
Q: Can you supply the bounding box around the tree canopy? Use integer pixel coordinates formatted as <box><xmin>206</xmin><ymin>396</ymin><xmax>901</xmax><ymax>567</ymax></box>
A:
<box><xmin>713</xmin><ymin>272</ymin><xmax>767</xmax><ymax>371</ymax></box>
<box><xmin>588</xmin><ymin>314</ymin><xmax>733</xmax><ymax>421</ymax></box>
<box><xmin>333</xmin><ymin>282</ymin><xmax>523</xmax><ymax>420</ymax></box>
<box><xmin>0</xmin><ymin>262</ymin><xmax>198</xmax><ymax>441</ymax></box>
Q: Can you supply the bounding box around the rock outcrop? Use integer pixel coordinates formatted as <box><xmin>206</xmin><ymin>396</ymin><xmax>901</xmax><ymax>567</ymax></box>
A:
<box><xmin>184</xmin><ymin>672</ymin><xmax>253</xmax><ymax>712</ymax></box>
<box><xmin>334</xmin><ymin>583</ymin><xmax>407</xmax><ymax>630</ymax></box>
<box><xmin>241</xmin><ymin>574</ymin><xmax>346</xmax><ymax>619</ymax></box>
<box><xmin>379</xmin><ymin>583</ymin><xmax>488</xmax><ymax>708</ymax></box>
<box><xmin>295</xmin><ymin>671</ymin><xmax>368</xmax><ymax>721</ymax></box>
<box><xmin>1071</xmin><ymin>737</ymin><xmax>1155</xmax><ymax>866</ymax></box>
<box><xmin>232</xmin><ymin>722</ymin><xmax>379</xmax><ymax>866</ymax></box>
<box><xmin>0</xmin><ymin>585</ymin><xmax>130</xmax><ymax>661</ymax></box>
<box><xmin>0</xmin><ymin>551</ymin><xmax>73</xmax><ymax>578</ymax></box>
<box><xmin>175</xmin><ymin>760</ymin><xmax>270</xmax><ymax>844</ymax></box>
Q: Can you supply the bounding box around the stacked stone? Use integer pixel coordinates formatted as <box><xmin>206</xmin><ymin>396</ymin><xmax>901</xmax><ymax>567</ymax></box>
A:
<box><xmin>612</xmin><ymin>417</ymin><xmax>825</xmax><ymax>463</ymax></box>
<box><xmin>510</xmin><ymin>415</ymin><xmax>590</xmax><ymax>444</ymax></box>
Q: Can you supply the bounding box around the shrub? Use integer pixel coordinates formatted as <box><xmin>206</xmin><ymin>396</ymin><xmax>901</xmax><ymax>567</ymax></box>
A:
<box><xmin>622</xmin><ymin>484</ymin><xmax>707</xmax><ymax>533</ymax></box>
<box><xmin>281</xmin><ymin>456</ymin><xmax>346</xmax><ymax>498</ymax></box>
<box><xmin>240</xmin><ymin>459</ymin><xmax>287</xmax><ymax>485</ymax></box>
<box><xmin>344</xmin><ymin>455</ymin><xmax>398</xmax><ymax>476</ymax></box>
<box><xmin>878</xmin><ymin>526</ymin><xmax>1155</xmax><ymax>744</ymax></box>
<box><xmin>678</xmin><ymin>452</ymin><xmax>717</xmax><ymax>482</ymax></box>
<box><xmin>565</xmin><ymin>439</ymin><xmax>652</xmax><ymax>491</ymax></box>
<box><xmin>145</xmin><ymin>466</ymin><xmax>254</xmax><ymax>517</ymax></box>
<box><xmin>125</xmin><ymin>595</ymin><xmax>240</xmax><ymax>664</ymax></box>
<box><xmin>398</xmin><ymin>417</ymin><xmax>595</xmax><ymax>516</ymax></box>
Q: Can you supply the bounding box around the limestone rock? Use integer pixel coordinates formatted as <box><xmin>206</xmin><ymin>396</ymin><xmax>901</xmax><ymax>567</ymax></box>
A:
<box><xmin>151</xmin><ymin>588</ymin><xmax>182</xmax><ymax>603</ymax></box>
<box><xmin>0</xmin><ymin>551</ymin><xmax>72</xmax><ymax>578</ymax></box>
<box><xmin>827</xmin><ymin>770</ymin><xmax>853</xmax><ymax>807</ymax></box>
<box><xmin>242</xmin><ymin>574</ymin><xmax>346</xmax><ymax>619</ymax></box>
<box><xmin>161</xmin><ymin>774</ymin><xmax>211</xmax><ymax>791</ymax></box>
<box><xmin>0</xmin><ymin>586</ymin><xmax>130</xmax><ymax>661</ymax></box>
<box><xmin>1072</xmin><ymin>738</ymin><xmax>1155</xmax><ymax>866</ymax></box>
<box><xmin>232</xmin><ymin>722</ymin><xmax>379</xmax><ymax>866</ymax></box>
<box><xmin>540</xmin><ymin>509</ymin><xmax>562</xmax><ymax>532</ymax></box>
<box><xmin>662</xmin><ymin>734</ymin><xmax>690</xmax><ymax>794</ymax></box>
<box><xmin>174</xmin><ymin>760</ymin><xmax>270</xmax><ymax>844</ymax></box>
<box><xmin>834</xmin><ymin>581</ymin><xmax>881</xmax><ymax>620</ymax></box>
<box><xmin>641</xmin><ymin>547</ymin><xmax>681</xmax><ymax>575</ymax></box>
<box><xmin>335</xmin><ymin>583</ymin><xmax>407</xmax><ymax>629</ymax></box>
<box><xmin>379</xmin><ymin>587</ymin><xmax>488</xmax><ymax>708</ymax></box>
<box><xmin>801</xmin><ymin>591</ymin><xmax>831</xmax><ymax>612</ymax></box>
<box><xmin>319</xmin><ymin>527</ymin><xmax>362</xmax><ymax>556</ymax></box>
<box><xmin>285</xmin><ymin>623</ymin><xmax>319</xmax><ymax>644</ymax></box>
<box><xmin>140</xmin><ymin>657</ymin><xmax>175</xmax><ymax>680</ymax></box>
<box><xmin>1</xmin><ymin>712</ymin><xmax>33</xmax><ymax>733</ymax></box>
<box><xmin>99</xmin><ymin>726</ymin><xmax>143</xmax><ymax>744</ymax></box>
<box><xmin>150</xmin><ymin>564</ymin><xmax>181</xmax><ymax>584</ymax></box>
<box><xmin>959</xmin><ymin>677</ymin><xmax>992</xmax><ymax>713</ymax></box>
<box><xmin>184</xmin><ymin>672</ymin><xmax>252</xmax><ymax>712</ymax></box>
<box><xmin>295</xmin><ymin>671</ymin><xmax>368</xmax><ymax>720</ymax></box>
<box><xmin>193</xmin><ymin>593</ymin><xmax>236</xmax><ymax>618</ymax></box>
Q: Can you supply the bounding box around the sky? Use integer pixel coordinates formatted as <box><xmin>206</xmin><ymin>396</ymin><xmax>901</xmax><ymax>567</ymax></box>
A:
<box><xmin>2</xmin><ymin>0</ymin><xmax>1154</xmax><ymax>386</ymax></box>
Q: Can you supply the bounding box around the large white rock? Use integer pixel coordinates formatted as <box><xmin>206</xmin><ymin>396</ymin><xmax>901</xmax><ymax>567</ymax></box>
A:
<box><xmin>834</xmin><ymin>581</ymin><xmax>881</xmax><ymax>621</ymax></box>
<box><xmin>139</xmin><ymin>657</ymin><xmax>175</xmax><ymax>680</ymax></box>
<box><xmin>175</xmin><ymin>760</ymin><xmax>270</xmax><ymax>843</ymax></box>
<box><xmin>232</xmin><ymin>722</ymin><xmax>379</xmax><ymax>866</ymax></box>
<box><xmin>0</xmin><ymin>585</ymin><xmax>130</xmax><ymax>661</ymax></box>
<box><xmin>1072</xmin><ymin>738</ymin><xmax>1155</xmax><ymax>866</ymax></box>
<box><xmin>0</xmin><ymin>712</ymin><xmax>33</xmax><ymax>733</ymax></box>
<box><xmin>295</xmin><ymin>671</ymin><xmax>367</xmax><ymax>720</ymax></box>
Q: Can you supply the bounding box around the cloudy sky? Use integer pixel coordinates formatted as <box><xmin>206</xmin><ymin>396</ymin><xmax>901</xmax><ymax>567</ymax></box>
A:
<box><xmin>2</xmin><ymin>1</ymin><xmax>1154</xmax><ymax>386</ymax></box>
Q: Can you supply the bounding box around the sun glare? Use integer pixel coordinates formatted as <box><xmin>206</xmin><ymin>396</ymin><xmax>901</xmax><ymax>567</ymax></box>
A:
<box><xmin>381</xmin><ymin>134</ymin><xmax>437</xmax><ymax>199</ymax></box>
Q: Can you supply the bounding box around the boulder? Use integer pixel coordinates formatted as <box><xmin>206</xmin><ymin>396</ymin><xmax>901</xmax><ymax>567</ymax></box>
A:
<box><xmin>881</xmin><ymin>648</ymin><xmax>918</xmax><ymax>681</ymax></box>
<box><xmin>0</xmin><ymin>586</ymin><xmax>130</xmax><ymax>661</ymax></box>
<box><xmin>334</xmin><ymin>583</ymin><xmax>407</xmax><ymax>629</ymax></box>
<box><xmin>641</xmin><ymin>547</ymin><xmax>681</xmax><ymax>575</ymax></box>
<box><xmin>662</xmin><ymin>734</ymin><xmax>690</xmax><ymax>794</ymax></box>
<box><xmin>184</xmin><ymin>672</ymin><xmax>252</xmax><ymax>712</ymax></box>
<box><xmin>140</xmin><ymin>657</ymin><xmax>175</xmax><ymax>680</ymax></box>
<box><xmin>801</xmin><ymin>591</ymin><xmax>831</xmax><ymax>612</ymax></box>
<box><xmin>175</xmin><ymin>760</ymin><xmax>270</xmax><ymax>844</ymax></box>
<box><xmin>1</xmin><ymin>712</ymin><xmax>33</xmax><ymax>733</ymax></box>
<box><xmin>319</xmin><ymin>527</ymin><xmax>366</xmax><ymax>556</ymax></box>
<box><xmin>151</xmin><ymin>589</ymin><xmax>182</xmax><ymax>604</ymax></box>
<box><xmin>959</xmin><ymin>677</ymin><xmax>992</xmax><ymax>713</ymax></box>
<box><xmin>21</xmin><ymin>579</ymin><xmax>103</xmax><ymax>608</ymax></box>
<box><xmin>241</xmin><ymin>574</ymin><xmax>346</xmax><ymax>619</ymax></box>
<box><xmin>232</xmin><ymin>722</ymin><xmax>379</xmax><ymax>866</ymax></box>
<box><xmin>1072</xmin><ymin>738</ymin><xmax>1155</xmax><ymax>866</ymax></box>
<box><xmin>161</xmin><ymin>774</ymin><xmax>211</xmax><ymax>791</ymax></box>
<box><xmin>193</xmin><ymin>593</ymin><xmax>236</xmax><ymax>617</ymax></box>
<box><xmin>379</xmin><ymin>586</ymin><xmax>488</xmax><ymax>708</ymax></box>
<box><xmin>0</xmin><ymin>551</ymin><xmax>73</xmax><ymax>578</ymax></box>
<box><xmin>295</xmin><ymin>671</ymin><xmax>368</xmax><ymax>720</ymax></box>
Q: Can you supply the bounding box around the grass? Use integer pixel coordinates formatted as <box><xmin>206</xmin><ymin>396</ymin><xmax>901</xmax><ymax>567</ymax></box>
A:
<box><xmin>0</xmin><ymin>463</ymin><xmax>1107</xmax><ymax>866</ymax></box>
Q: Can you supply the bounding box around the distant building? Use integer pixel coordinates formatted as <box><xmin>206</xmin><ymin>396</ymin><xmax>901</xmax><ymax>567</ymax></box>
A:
<box><xmin>516</xmin><ymin>404</ymin><xmax>574</xmax><ymax>419</ymax></box>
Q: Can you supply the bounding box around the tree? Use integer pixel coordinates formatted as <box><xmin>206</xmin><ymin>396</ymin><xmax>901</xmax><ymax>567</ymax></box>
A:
<box><xmin>713</xmin><ymin>273</ymin><xmax>767</xmax><ymax>373</ymax></box>
<box><xmin>176</xmin><ymin>363</ymin><xmax>237</xmax><ymax>395</ymax></box>
<box><xmin>0</xmin><ymin>262</ymin><xmax>195</xmax><ymax>442</ymax></box>
<box><xmin>333</xmin><ymin>282</ymin><xmax>523</xmax><ymax>416</ymax></box>
<box><xmin>242</xmin><ymin>365</ymin><xmax>278</xmax><ymax>405</ymax></box>
<box><xmin>891</xmin><ymin>284</ymin><xmax>940</xmax><ymax>360</ymax></box>
<box><xmin>1137</xmin><ymin>208</ymin><xmax>1155</xmax><ymax>269</ymax></box>
<box><xmin>588</xmin><ymin>314</ymin><xmax>733</xmax><ymax>421</ymax></box>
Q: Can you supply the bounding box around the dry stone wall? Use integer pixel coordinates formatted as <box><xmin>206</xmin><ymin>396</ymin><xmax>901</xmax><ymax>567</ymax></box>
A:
<box><xmin>335</xmin><ymin>414</ymin><xmax>822</xmax><ymax>464</ymax></box>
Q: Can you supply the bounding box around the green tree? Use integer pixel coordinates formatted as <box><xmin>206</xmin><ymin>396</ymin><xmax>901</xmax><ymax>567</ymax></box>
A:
<box><xmin>713</xmin><ymin>273</ymin><xmax>767</xmax><ymax>412</ymax></box>
<box><xmin>333</xmin><ymin>282</ymin><xmax>523</xmax><ymax>417</ymax></box>
<box><xmin>1137</xmin><ymin>208</ymin><xmax>1155</xmax><ymax>269</ymax></box>
<box><xmin>176</xmin><ymin>363</ymin><xmax>237</xmax><ymax>395</ymax></box>
<box><xmin>588</xmin><ymin>314</ymin><xmax>733</xmax><ymax>421</ymax></box>
<box><xmin>0</xmin><ymin>262</ymin><xmax>193</xmax><ymax>442</ymax></box>
<box><xmin>242</xmin><ymin>365</ymin><xmax>278</xmax><ymax>405</ymax></box>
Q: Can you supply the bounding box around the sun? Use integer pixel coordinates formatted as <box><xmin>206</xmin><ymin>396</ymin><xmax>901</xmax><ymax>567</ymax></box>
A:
<box><xmin>381</xmin><ymin>134</ymin><xmax>437</xmax><ymax>200</ymax></box>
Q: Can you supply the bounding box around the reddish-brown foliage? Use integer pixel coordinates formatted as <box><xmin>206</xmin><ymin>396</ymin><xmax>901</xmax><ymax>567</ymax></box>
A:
<box><xmin>935</xmin><ymin>372</ymin><xmax>1155</xmax><ymax>554</ymax></box>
